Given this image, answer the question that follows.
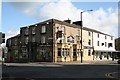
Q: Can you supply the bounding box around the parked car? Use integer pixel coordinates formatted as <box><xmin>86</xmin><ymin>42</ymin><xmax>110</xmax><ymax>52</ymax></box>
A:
<box><xmin>118</xmin><ymin>59</ymin><xmax>120</xmax><ymax>64</ymax></box>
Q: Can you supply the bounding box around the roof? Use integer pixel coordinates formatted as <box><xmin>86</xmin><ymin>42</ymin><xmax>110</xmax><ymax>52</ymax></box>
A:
<box><xmin>95</xmin><ymin>50</ymin><xmax>120</xmax><ymax>52</ymax></box>
<box><xmin>7</xmin><ymin>34</ymin><xmax>20</xmax><ymax>40</ymax></box>
<box><xmin>82</xmin><ymin>27</ymin><xmax>113</xmax><ymax>37</ymax></box>
<box><xmin>52</xmin><ymin>19</ymin><xmax>113</xmax><ymax>37</ymax></box>
<box><xmin>20</xmin><ymin>18</ymin><xmax>113</xmax><ymax>37</ymax></box>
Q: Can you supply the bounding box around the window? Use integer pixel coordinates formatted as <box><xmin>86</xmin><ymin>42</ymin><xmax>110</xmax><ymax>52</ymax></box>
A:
<box><xmin>25</xmin><ymin>28</ymin><xmax>29</xmax><ymax>35</ymax></box>
<box><xmin>9</xmin><ymin>40</ymin><xmax>11</xmax><ymax>46</ymax></box>
<box><xmin>77</xmin><ymin>37</ymin><xmax>80</xmax><ymax>44</ymax></box>
<box><xmin>97</xmin><ymin>41</ymin><xmax>99</xmax><ymax>46</ymax></box>
<box><xmin>108</xmin><ymin>43</ymin><xmax>113</xmax><ymax>48</ymax></box>
<box><xmin>88</xmin><ymin>31</ymin><xmax>91</xmax><ymax>36</ymax></box>
<box><xmin>41</xmin><ymin>25</ymin><xmax>46</xmax><ymax>33</ymax></box>
<box><xmin>88</xmin><ymin>50</ymin><xmax>91</xmax><ymax>56</ymax></box>
<box><xmin>61</xmin><ymin>48</ymin><xmax>70</xmax><ymax>57</ymax></box>
<box><xmin>62</xmin><ymin>36</ymin><xmax>66</xmax><ymax>43</ymax></box>
<box><xmin>105</xmin><ymin>42</ymin><xmax>107</xmax><ymax>47</ymax></box>
<box><xmin>32</xmin><ymin>36</ymin><xmax>35</xmax><ymax>42</ymax></box>
<box><xmin>88</xmin><ymin>39</ymin><xmax>91</xmax><ymax>45</ymax></box>
<box><xmin>58</xmin><ymin>48</ymin><xmax>61</xmax><ymax>56</ymax></box>
<box><xmin>77</xmin><ymin>30</ymin><xmax>80</xmax><ymax>36</ymax></box>
<box><xmin>61</xmin><ymin>27</ymin><xmax>65</xmax><ymax>34</ymax></box>
<box><xmin>105</xmin><ymin>35</ymin><xmax>107</xmax><ymax>39</ymax></box>
<box><xmin>101</xmin><ymin>43</ymin><xmax>104</xmax><ymax>46</ymax></box>
<box><xmin>111</xmin><ymin>37</ymin><xmax>113</xmax><ymax>40</ymax></box>
<box><xmin>25</xmin><ymin>37</ymin><xmax>29</xmax><ymax>44</ymax></box>
<box><xmin>32</xmin><ymin>27</ymin><xmax>36</xmax><ymax>34</ymax></box>
<box><xmin>98</xmin><ymin>34</ymin><xmax>99</xmax><ymax>38</ymax></box>
<box><xmin>22</xmin><ymin>49</ymin><xmax>28</xmax><ymax>58</ymax></box>
<box><xmin>14</xmin><ymin>50</ymin><xmax>18</xmax><ymax>57</ymax></box>
<box><xmin>41</xmin><ymin>35</ymin><xmax>45</xmax><ymax>43</ymax></box>
<box><xmin>58</xmin><ymin>31</ymin><xmax>62</xmax><ymax>38</ymax></box>
<box><xmin>15</xmin><ymin>39</ymin><xmax>17</xmax><ymax>45</ymax></box>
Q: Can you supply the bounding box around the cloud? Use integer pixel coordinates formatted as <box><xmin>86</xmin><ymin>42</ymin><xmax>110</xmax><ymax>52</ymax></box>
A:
<box><xmin>83</xmin><ymin>8</ymin><xmax>118</xmax><ymax>37</ymax></box>
<box><xmin>8</xmin><ymin>1</ymin><xmax>118</xmax><ymax>38</ymax></box>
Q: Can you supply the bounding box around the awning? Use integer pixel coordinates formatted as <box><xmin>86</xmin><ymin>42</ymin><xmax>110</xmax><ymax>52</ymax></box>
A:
<box><xmin>94</xmin><ymin>50</ymin><xmax>120</xmax><ymax>53</ymax></box>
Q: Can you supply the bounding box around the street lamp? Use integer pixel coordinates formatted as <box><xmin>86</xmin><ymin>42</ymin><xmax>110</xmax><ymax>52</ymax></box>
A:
<box><xmin>80</xmin><ymin>9</ymin><xmax>93</xmax><ymax>63</ymax></box>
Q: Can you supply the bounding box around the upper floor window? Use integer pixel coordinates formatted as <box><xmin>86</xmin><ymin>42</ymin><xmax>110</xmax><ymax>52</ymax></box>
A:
<box><xmin>32</xmin><ymin>36</ymin><xmax>35</xmax><ymax>42</ymax></box>
<box><xmin>9</xmin><ymin>40</ymin><xmax>11</xmax><ymax>46</ymax></box>
<box><xmin>88</xmin><ymin>39</ymin><xmax>91</xmax><ymax>45</ymax></box>
<box><xmin>61</xmin><ymin>27</ymin><xmax>66</xmax><ymax>34</ymax></box>
<box><xmin>77</xmin><ymin>37</ymin><xmax>80</xmax><ymax>44</ymax></box>
<box><xmin>101</xmin><ymin>43</ymin><xmax>104</xmax><ymax>46</ymax></box>
<box><xmin>105</xmin><ymin>35</ymin><xmax>107</xmax><ymax>39</ymax></box>
<box><xmin>111</xmin><ymin>37</ymin><xmax>113</xmax><ymax>40</ymax></box>
<box><xmin>98</xmin><ymin>34</ymin><xmax>99</xmax><ymax>38</ymax></box>
<box><xmin>108</xmin><ymin>43</ymin><xmax>113</xmax><ymax>48</ymax></box>
<box><xmin>25</xmin><ymin>28</ymin><xmax>29</xmax><ymax>35</ymax></box>
<box><xmin>41</xmin><ymin>35</ymin><xmax>45</xmax><ymax>43</ymax></box>
<box><xmin>32</xmin><ymin>27</ymin><xmax>36</xmax><ymax>34</ymax></box>
<box><xmin>97</xmin><ymin>41</ymin><xmax>99</xmax><ymax>46</ymax></box>
<box><xmin>41</xmin><ymin>25</ymin><xmax>46</xmax><ymax>33</ymax></box>
<box><xmin>62</xmin><ymin>36</ymin><xmax>66</xmax><ymax>43</ymax></box>
<box><xmin>25</xmin><ymin>37</ymin><xmax>29</xmax><ymax>44</ymax></box>
<box><xmin>105</xmin><ymin>42</ymin><xmax>107</xmax><ymax>47</ymax></box>
<box><xmin>77</xmin><ymin>30</ymin><xmax>80</xmax><ymax>36</ymax></box>
<box><xmin>14</xmin><ymin>50</ymin><xmax>18</xmax><ymax>57</ymax></box>
<box><xmin>15</xmin><ymin>39</ymin><xmax>17</xmax><ymax>45</ymax></box>
<box><xmin>88</xmin><ymin>31</ymin><xmax>91</xmax><ymax>36</ymax></box>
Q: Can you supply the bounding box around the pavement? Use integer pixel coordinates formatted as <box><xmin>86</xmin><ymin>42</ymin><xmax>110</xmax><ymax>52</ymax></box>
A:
<box><xmin>2</xmin><ymin>60</ymin><xmax>119</xmax><ymax>66</ymax></box>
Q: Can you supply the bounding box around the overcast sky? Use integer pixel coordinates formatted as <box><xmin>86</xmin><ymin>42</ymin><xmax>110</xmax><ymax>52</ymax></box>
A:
<box><xmin>1</xmin><ymin>0</ymin><xmax>119</xmax><ymax>45</ymax></box>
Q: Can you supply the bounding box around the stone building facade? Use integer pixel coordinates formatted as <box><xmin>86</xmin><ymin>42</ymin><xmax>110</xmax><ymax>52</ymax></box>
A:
<box><xmin>6</xmin><ymin>19</ymin><xmax>115</xmax><ymax>62</ymax></box>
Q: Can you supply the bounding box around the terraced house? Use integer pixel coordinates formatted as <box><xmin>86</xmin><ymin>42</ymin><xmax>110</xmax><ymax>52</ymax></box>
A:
<box><xmin>6</xmin><ymin>19</ymin><xmax>116</xmax><ymax>62</ymax></box>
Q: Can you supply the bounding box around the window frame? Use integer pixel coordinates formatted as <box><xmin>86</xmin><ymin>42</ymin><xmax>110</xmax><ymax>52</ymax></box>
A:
<box><xmin>41</xmin><ymin>35</ymin><xmax>46</xmax><ymax>43</ymax></box>
<box><xmin>41</xmin><ymin>25</ymin><xmax>46</xmax><ymax>33</ymax></box>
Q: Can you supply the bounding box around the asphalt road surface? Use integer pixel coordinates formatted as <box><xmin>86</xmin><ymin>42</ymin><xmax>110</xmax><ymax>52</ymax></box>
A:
<box><xmin>1</xmin><ymin>62</ymin><xmax>120</xmax><ymax>80</ymax></box>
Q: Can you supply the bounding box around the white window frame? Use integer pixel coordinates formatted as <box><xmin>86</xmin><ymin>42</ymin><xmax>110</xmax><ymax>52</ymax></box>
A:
<box><xmin>25</xmin><ymin>28</ymin><xmax>29</xmax><ymax>35</ymax></box>
<box><xmin>15</xmin><ymin>39</ymin><xmax>17</xmax><ymax>45</ymax></box>
<box><xmin>41</xmin><ymin>26</ymin><xmax>46</xmax><ymax>33</ymax></box>
<box><xmin>32</xmin><ymin>36</ymin><xmax>35</xmax><ymax>42</ymax></box>
<box><xmin>32</xmin><ymin>27</ymin><xmax>36</xmax><ymax>34</ymax></box>
<box><xmin>41</xmin><ymin>35</ymin><xmax>45</xmax><ymax>43</ymax></box>
<box><xmin>25</xmin><ymin>37</ymin><xmax>29</xmax><ymax>44</ymax></box>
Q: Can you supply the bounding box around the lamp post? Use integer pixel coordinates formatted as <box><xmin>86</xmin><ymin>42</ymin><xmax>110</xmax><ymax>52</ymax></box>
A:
<box><xmin>80</xmin><ymin>10</ymin><xmax>93</xmax><ymax>63</ymax></box>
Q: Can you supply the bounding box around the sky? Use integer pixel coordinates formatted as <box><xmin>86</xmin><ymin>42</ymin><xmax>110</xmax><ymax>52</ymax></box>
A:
<box><xmin>1</xmin><ymin>0</ymin><xmax>119</xmax><ymax>46</ymax></box>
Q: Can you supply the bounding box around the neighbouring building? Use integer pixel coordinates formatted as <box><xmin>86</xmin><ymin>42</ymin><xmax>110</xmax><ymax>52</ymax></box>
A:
<box><xmin>115</xmin><ymin>37</ymin><xmax>120</xmax><ymax>50</ymax></box>
<box><xmin>6</xmin><ymin>19</ymin><xmax>116</xmax><ymax>62</ymax></box>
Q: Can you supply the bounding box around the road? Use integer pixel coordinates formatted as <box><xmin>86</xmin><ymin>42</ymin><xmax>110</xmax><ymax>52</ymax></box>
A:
<box><xmin>1</xmin><ymin>61</ymin><xmax>120</xmax><ymax>80</ymax></box>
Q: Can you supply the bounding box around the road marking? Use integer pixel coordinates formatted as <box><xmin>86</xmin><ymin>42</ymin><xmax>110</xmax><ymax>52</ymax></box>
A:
<box><xmin>105</xmin><ymin>72</ymin><xmax>118</xmax><ymax>78</ymax></box>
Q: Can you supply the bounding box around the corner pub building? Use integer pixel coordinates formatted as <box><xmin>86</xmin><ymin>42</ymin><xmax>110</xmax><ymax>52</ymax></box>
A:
<box><xmin>6</xmin><ymin>19</ymin><xmax>116</xmax><ymax>63</ymax></box>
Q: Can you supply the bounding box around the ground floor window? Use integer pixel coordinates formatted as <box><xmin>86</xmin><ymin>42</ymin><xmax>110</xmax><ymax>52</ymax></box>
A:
<box><xmin>61</xmin><ymin>48</ymin><xmax>70</xmax><ymax>57</ymax></box>
<box><xmin>22</xmin><ymin>49</ymin><xmax>28</xmax><ymax>58</ymax></box>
